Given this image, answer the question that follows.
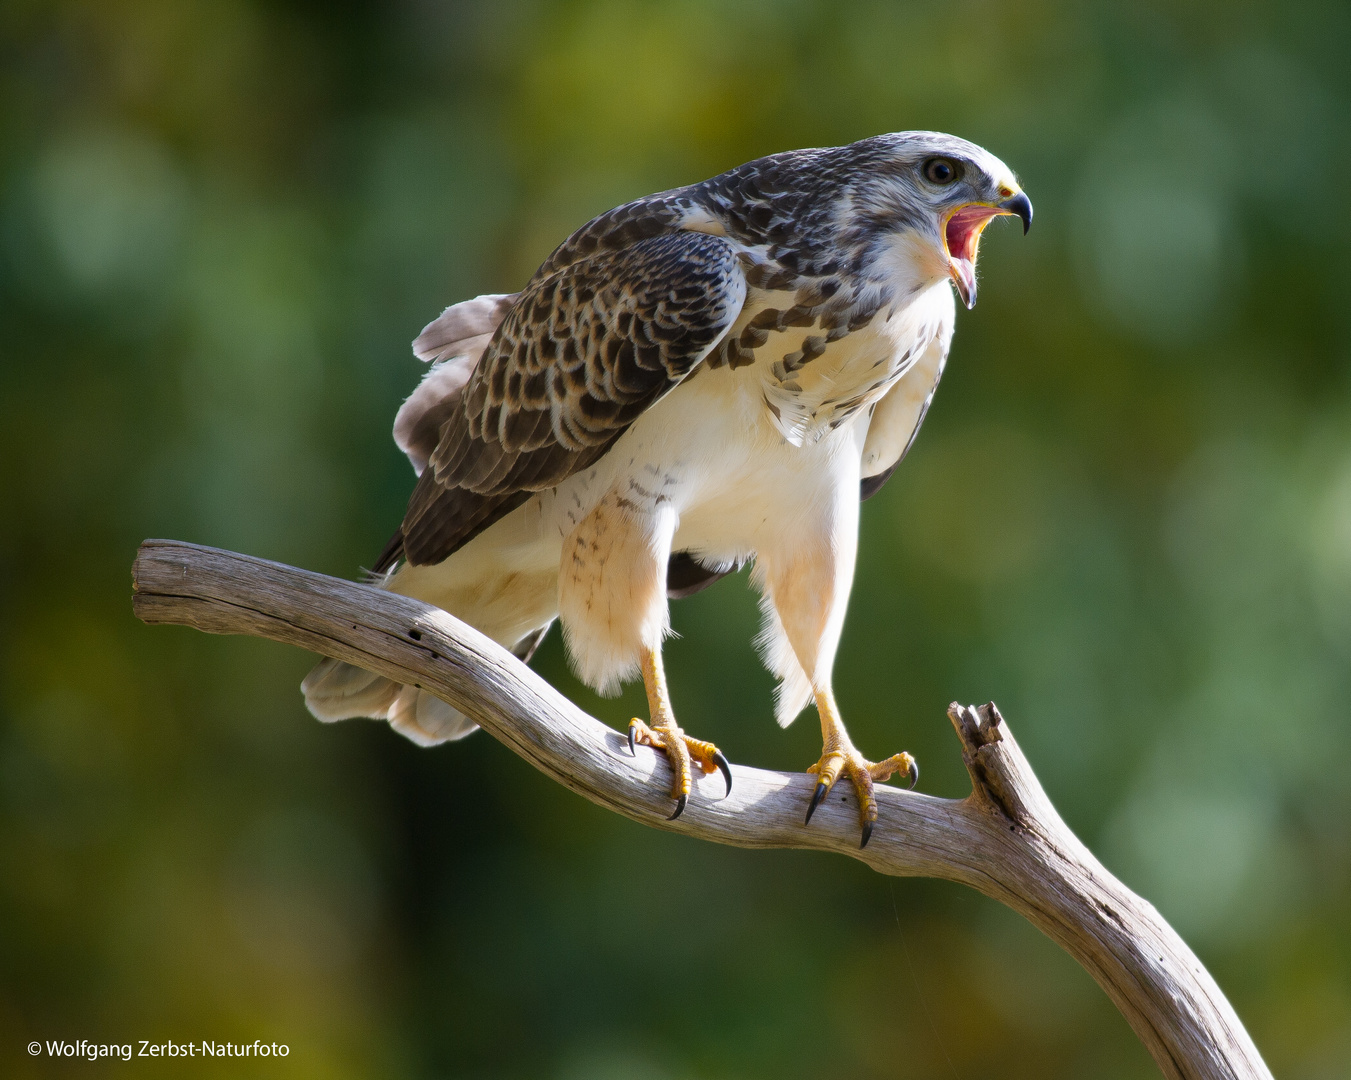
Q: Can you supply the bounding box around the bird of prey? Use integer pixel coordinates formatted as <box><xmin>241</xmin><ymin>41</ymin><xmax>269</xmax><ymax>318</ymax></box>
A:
<box><xmin>303</xmin><ymin>131</ymin><xmax>1031</xmax><ymax>846</ymax></box>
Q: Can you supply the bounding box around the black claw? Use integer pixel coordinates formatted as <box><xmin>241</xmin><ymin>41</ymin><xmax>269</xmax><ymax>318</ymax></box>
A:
<box><xmin>860</xmin><ymin>821</ymin><xmax>873</xmax><ymax>849</ymax></box>
<box><xmin>668</xmin><ymin>793</ymin><xmax>687</xmax><ymax>820</ymax></box>
<box><xmin>628</xmin><ymin>722</ymin><xmax>638</xmax><ymax>757</ymax></box>
<box><xmin>906</xmin><ymin>758</ymin><xmax>920</xmax><ymax>790</ymax></box>
<box><xmin>805</xmin><ymin>779</ymin><xmax>830</xmax><ymax>825</ymax></box>
<box><xmin>712</xmin><ymin>750</ymin><xmax>733</xmax><ymax>797</ymax></box>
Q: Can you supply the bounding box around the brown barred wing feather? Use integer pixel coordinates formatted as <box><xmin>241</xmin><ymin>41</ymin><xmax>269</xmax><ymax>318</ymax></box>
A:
<box><xmin>398</xmin><ymin>231</ymin><xmax>746</xmax><ymax>567</ymax></box>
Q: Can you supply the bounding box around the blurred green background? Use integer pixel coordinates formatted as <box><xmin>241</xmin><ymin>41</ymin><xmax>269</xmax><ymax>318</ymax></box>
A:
<box><xmin>3</xmin><ymin>1</ymin><xmax>1350</xmax><ymax>1077</ymax></box>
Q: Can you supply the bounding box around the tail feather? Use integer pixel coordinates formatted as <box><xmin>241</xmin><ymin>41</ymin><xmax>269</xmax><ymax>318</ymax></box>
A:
<box><xmin>387</xmin><ymin>683</ymin><xmax>478</xmax><ymax>746</ymax></box>
<box><xmin>301</xmin><ymin>656</ymin><xmax>479</xmax><ymax>746</ymax></box>
<box><xmin>300</xmin><ymin>622</ymin><xmax>554</xmax><ymax>747</ymax></box>
<box><xmin>301</xmin><ymin>657</ymin><xmax>402</xmax><ymax>720</ymax></box>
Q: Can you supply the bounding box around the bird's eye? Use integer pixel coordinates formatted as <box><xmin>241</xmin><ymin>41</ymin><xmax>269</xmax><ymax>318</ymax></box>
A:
<box><xmin>922</xmin><ymin>157</ymin><xmax>961</xmax><ymax>185</ymax></box>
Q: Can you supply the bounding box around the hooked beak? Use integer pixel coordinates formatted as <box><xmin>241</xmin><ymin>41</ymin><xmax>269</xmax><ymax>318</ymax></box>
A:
<box><xmin>943</xmin><ymin>190</ymin><xmax>1033</xmax><ymax>309</ymax></box>
<box><xmin>1001</xmin><ymin>191</ymin><xmax>1033</xmax><ymax>234</ymax></box>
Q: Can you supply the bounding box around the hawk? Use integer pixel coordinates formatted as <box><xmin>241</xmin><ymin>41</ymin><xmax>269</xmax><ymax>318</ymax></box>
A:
<box><xmin>303</xmin><ymin>131</ymin><xmax>1031</xmax><ymax>846</ymax></box>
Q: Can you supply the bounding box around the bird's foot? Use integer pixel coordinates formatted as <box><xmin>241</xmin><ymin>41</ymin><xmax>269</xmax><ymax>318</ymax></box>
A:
<box><xmin>628</xmin><ymin>718</ymin><xmax>732</xmax><ymax>819</ymax></box>
<box><xmin>805</xmin><ymin>746</ymin><xmax>918</xmax><ymax>848</ymax></box>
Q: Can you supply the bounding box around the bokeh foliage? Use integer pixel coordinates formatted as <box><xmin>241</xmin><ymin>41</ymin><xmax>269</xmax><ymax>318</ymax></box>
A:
<box><xmin>3</xmin><ymin>1</ymin><xmax>1350</xmax><ymax>1077</ymax></box>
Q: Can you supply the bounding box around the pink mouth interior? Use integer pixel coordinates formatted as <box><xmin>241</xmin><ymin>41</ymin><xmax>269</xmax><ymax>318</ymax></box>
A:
<box><xmin>945</xmin><ymin>204</ymin><xmax>1002</xmax><ymax>264</ymax></box>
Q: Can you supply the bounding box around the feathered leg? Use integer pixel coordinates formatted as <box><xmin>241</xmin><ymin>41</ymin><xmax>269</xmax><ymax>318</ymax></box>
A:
<box><xmin>559</xmin><ymin>489</ymin><xmax>731</xmax><ymax>817</ymax></box>
<box><xmin>758</xmin><ymin>457</ymin><xmax>916</xmax><ymax>846</ymax></box>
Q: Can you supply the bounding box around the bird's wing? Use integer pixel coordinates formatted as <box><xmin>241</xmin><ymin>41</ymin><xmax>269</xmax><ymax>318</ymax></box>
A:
<box><xmin>397</xmin><ymin>230</ymin><xmax>746</xmax><ymax>567</ymax></box>
<box><xmin>859</xmin><ymin>331</ymin><xmax>950</xmax><ymax>500</ymax></box>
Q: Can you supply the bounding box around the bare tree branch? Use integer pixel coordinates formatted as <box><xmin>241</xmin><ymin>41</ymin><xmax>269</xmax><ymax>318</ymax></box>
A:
<box><xmin>131</xmin><ymin>538</ymin><xmax>1271</xmax><ymax>1080</ymax></box>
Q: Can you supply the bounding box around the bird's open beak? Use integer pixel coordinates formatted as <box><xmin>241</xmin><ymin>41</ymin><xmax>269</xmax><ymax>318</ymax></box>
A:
<box><xmin>943</xmin><ymin>191</ymin><xmax>1033</xmax><ymax>309</ymax></box>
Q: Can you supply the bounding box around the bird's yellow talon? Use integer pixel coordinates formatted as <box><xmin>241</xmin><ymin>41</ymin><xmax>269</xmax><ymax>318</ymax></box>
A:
<box><xmin>628</xmin><ymin>710</ymin><xmax>732</xmax><ymax>813</ymax></box>
<box><xmin>804</xmin><ymin>695</ymin><xmax>917</xmax><ymax>845</ymax></box>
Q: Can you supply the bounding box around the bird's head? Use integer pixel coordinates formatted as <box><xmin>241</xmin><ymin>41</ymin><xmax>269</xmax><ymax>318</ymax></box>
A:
<box><xmin>847</xmin><ymin>132</ymin><xmax>1032</xmax><ymax>309</ymax></box>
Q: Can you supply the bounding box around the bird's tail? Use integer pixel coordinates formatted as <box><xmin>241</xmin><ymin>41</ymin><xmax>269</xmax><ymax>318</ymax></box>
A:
<box><xmin>301</xmin><ymin>623</ymin><xmax>551</xmax><ymax>746</ymax></box>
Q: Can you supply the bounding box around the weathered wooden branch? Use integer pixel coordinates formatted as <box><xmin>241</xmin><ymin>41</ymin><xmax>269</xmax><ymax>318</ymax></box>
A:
<box><xmin>131</xmin><ymin>538</ymin><xmax>1270</xmax><ymax>1080</ymax></box>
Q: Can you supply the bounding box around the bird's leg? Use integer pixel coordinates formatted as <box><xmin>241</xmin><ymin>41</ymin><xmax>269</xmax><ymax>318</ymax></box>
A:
<box><xmin>758</xmin><ymin>484</ymin><xmax>918</xmax><ymax>848</ymax></box>
<box><xmin>628</xmin><ymin>644</ymin><xmax>732</xmax><ymax>819</ymax></box>
<box><xmin>805</xmin><ymin>685</ymin><xmax>918</xmax><ymax>848</ymax></box>
<box><xmin>557</xmin><ymin>490</ymin><xmax>729</xmax><ymax>818</ymax></box>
